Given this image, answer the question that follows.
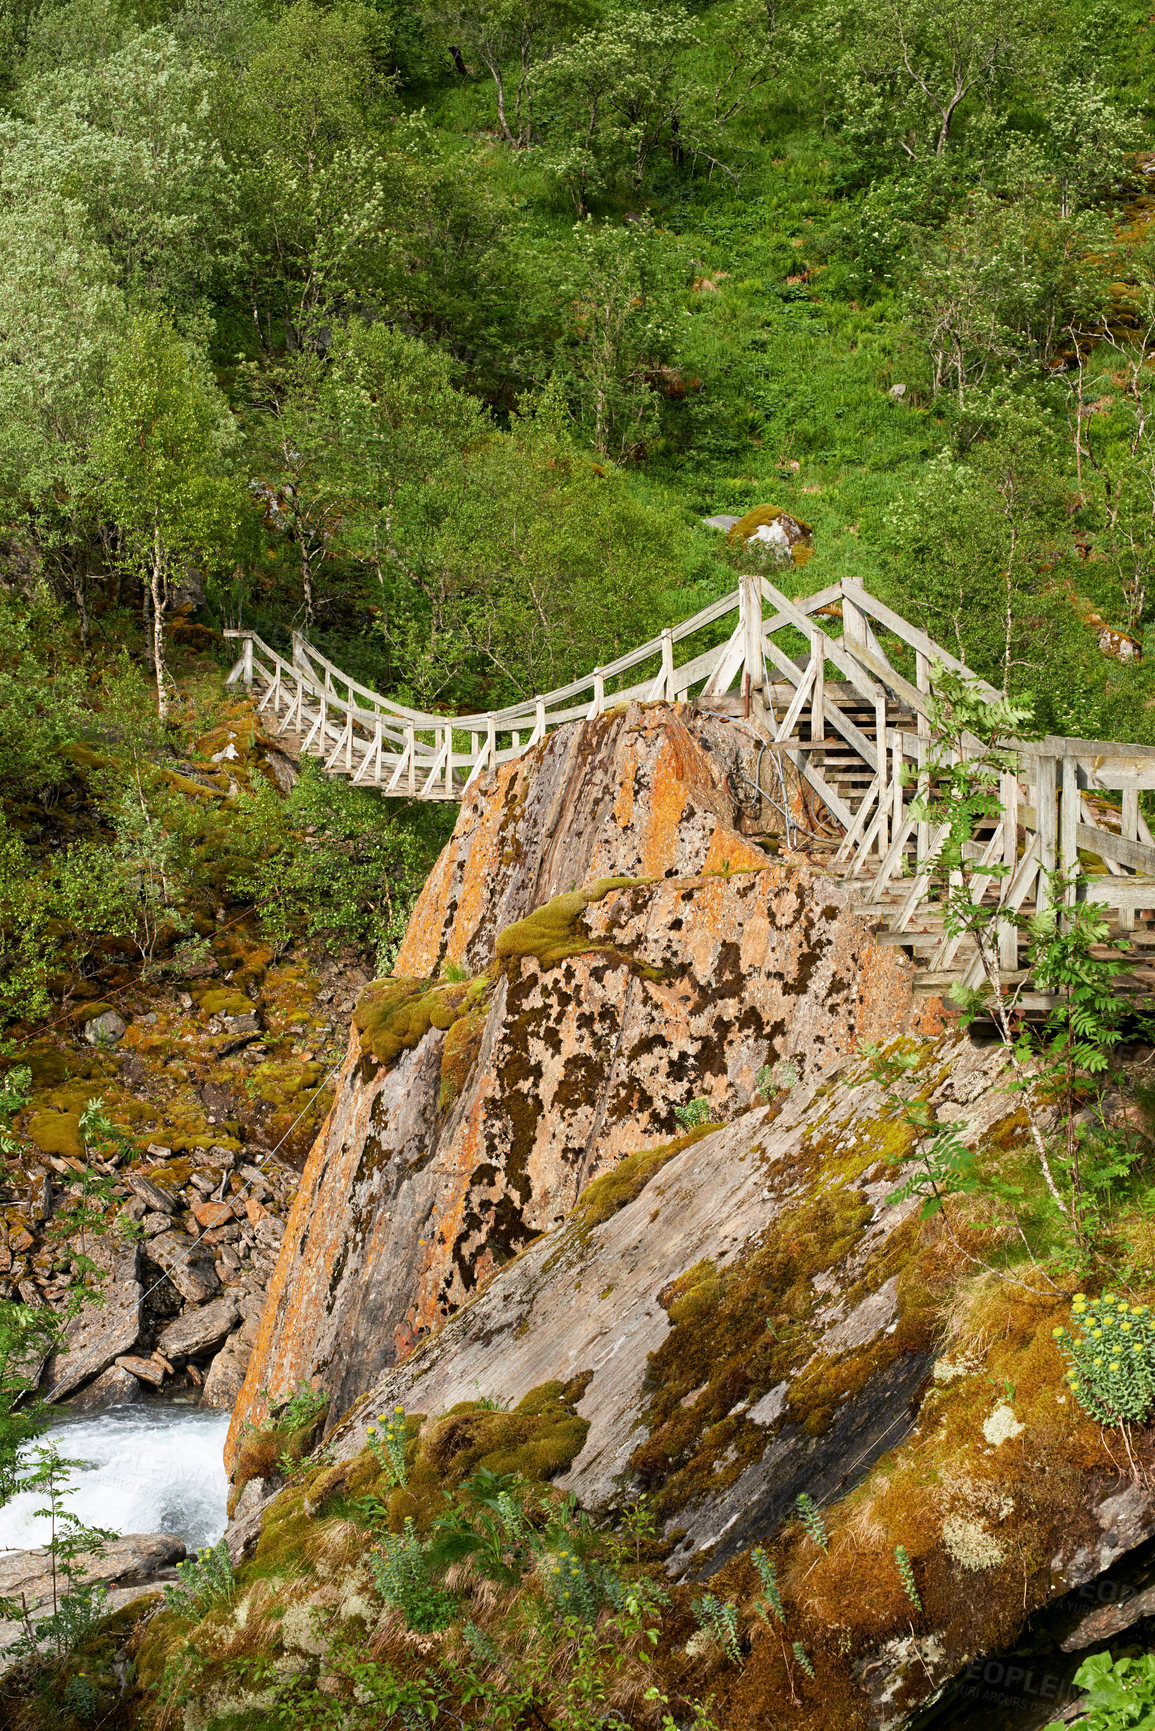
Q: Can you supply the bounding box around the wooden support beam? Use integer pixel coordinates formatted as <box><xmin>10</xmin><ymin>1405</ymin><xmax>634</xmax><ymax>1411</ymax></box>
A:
<box><xmin>1075</xmin><ymin>823</ymin><xmax>1155</xmax><ymax>875</ymax></box>
<box><xmin>740</xmin><ymin>574</ymin><xmax>764</xmax><ymax>693</ymax></box>
<box><xmin>1061</xmin><ymin>756</ymin><xmax>1079</xmax><ymax>907</ymax></box>
<box><xmin>810</xmin><ymin>633</ymin><xmax>824</xmax><ymax>751</ymax></box>
<box><xmin>1036</xmin><ymin>756</ymin><xmax>1057</xmax><ymax>915</ymax></box>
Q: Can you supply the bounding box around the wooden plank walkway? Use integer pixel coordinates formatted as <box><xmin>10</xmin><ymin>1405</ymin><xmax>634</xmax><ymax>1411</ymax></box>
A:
<box><xmin>224</xmin><ymin>577</ymin><xmax>1155</xmax><ymax>1001</ymax></box>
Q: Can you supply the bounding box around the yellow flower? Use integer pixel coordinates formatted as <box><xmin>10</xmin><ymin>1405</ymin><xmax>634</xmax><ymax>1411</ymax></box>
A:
<box><xmin>1053</xmin><ymin>1326</ymin><xmax>1065</xmax><ymax>1338</ymax></box>
<box><xmin>1110</xmin><ymin>1361</ymin><xmax>1121</xmax><ymax>1371</ymax></box>
<box><xmin>1122</xmin><ymin>1321</ymin><xmax>1133</xmax><ymax>1332</ymax></box>
<box><xmin>1094</xmin><ymin>1356</ymin><xmax>1104</xmax><ymax>1366</ymax></box>
<box><xmin>1093</xmin><ymin>1328</ymin><xmax>1104</xmax><ymax>1338</ymax></box>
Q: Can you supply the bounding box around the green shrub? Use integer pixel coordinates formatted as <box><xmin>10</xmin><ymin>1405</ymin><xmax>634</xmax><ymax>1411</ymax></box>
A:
<box><xmin>369</xmin><ymin>1519</ymin><xmax>458</xmax><ymax>1632</ymax></box>
<box><xmin>1044</xmin><ymin>1651</ymin><xmax>1155</xmax><ymax>1731</ymax></box>
<box><xmin>1054</xmin><ymin>1293</ymin><xmax>1155</xmax><ymax>1426</ymax></box>
<box><xmin>164</xmin><ymin>1539</ymin><xmax>234</xmax><ymax>1619</ymax></box>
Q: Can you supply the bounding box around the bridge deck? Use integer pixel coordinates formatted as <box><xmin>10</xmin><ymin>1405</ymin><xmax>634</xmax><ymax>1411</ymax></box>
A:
<box><xmin>225</xmin><ymin>577</ymin><xmax>1155</xmax><ymax>1003</ymax></box>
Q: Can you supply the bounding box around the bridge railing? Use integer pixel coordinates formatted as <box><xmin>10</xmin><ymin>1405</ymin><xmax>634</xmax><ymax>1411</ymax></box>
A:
<box><xmin>224</xmin><ymin>575</ymin><xmax>838</xmax><ymax>799</ymax></box>
<box><xmin>224</xmin><ymin>577</ymin><xmax>1155</xmax><ymax>977</ymax></box>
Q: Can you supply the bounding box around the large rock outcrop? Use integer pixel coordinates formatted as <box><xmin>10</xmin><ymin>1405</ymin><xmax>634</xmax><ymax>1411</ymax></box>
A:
<box><xmin>322</xmin><ymin>1037</ymin><xmax>1017</xmax><ymax>1570</ymax></box>
<box><xmin>209</xmin><ymin>1028</ymin><xmax>1135</xmax><ymax>1731</ymax></box>
<box><xmin>229</xmin><ymin>704</ymin><xmax>939</xmax><ymax>1460</ymax></box>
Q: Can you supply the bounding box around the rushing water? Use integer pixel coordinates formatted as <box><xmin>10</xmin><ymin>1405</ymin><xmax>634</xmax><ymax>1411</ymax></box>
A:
<box><xmin>0</xmin><ymin>1402</ymin><xmax>230</xmax><ymax>1554</ymax></box>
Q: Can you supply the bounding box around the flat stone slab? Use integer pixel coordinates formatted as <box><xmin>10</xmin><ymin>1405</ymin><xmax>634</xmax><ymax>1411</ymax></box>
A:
<box><xmin>0</xmin><ymin>1533</ymin><xmax>184</xmax><ymax>1669</ymax></box>
<box><xmin>115</xmin><ymin>1354</ymin><xmax>166</xmax><ymax>1386</ymax></box>
<box><xmin>158</xmin><ymin>1296</ymin><xmax>239</xmax><ymax>1361</ymax></box>
<box><xmin>126</xmin><ymin>1173</ymin><xmax>177</xmax><ymax>1214</ymax></box>
<box><xmin>45</xmin><ymin>1271</ymin><xmax>142</xmax><ymax>1401</ymax></box>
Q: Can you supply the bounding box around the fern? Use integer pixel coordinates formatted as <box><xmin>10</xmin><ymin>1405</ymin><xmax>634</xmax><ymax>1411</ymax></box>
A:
<box><xmin>751</xmin><ymin>1546</ymin><xmax>785</xmax><ymax>1623</ymax></box>
<box><xmin>794</xmin><ymin>1492</ymin><xmax>828</xmax><ymax>1553</ymax></box>
<box><xmin>895</xmin><ymin>1544</ymin><xmax>921</xmax><ymax>1611</ymax></box>
<box><xmin>792</xmin><ymin>1641</ymin><xmax>815</xmax><ymax>1680</ymax></box>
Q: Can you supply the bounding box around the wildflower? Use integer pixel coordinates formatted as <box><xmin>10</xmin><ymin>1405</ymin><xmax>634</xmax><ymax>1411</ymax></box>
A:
<box><xmin>1092</xmin><ymin>1328</ymin><xmax>1104</xmax><ymax>1338</ymax></box>
<box><xmin>1053</xmin><ymin>1326</ymin><xmax>1065</xmax><ymax>1338</ymax></box>
<box><xmin>1094</xmin><ymin>1356</ymin><xmax>1104</xmax><ymax>1366</ymax></box>
<box><xmin>1122</xmin><ymin>1322</ymin><xmax>1133</xmax><ymax>1333</ymax></box>
<box><xmin>1110</xmin><ymin>1361</ymin><xmax>1121</xmax><ymax>1372</ymax></box>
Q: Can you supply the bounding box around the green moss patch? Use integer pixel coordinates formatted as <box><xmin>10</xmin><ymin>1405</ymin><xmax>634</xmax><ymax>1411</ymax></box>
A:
<box><xmin>199</xmin><ymin>988</ymin><xmax>256</xmax><ymax>1018</ymax></box>
<box><xmin>27</xmin><ymin>1109</ymin><xmax>83</xmax><ymax>1160</ymax></box>
<box><xmin>494</xmin><ymin>875</ymin><xmax>651</xmax><ymax>970</ymax></box>
<box><xmin>570</xmin><ymin>1123</ymin><xmax>722</xmax><ymax>1233</ymax></box>
<box><xmin>353</xmin><ymin>974</ymin><xmax>492</xmax><ymax>1070</ymax></box>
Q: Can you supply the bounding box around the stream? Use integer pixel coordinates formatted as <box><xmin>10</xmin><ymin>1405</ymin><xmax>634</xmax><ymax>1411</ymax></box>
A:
<box><xmin>0</xmin><ymin>1401</ymin><xmax>230</xmax><ymax>1554</ymax></box>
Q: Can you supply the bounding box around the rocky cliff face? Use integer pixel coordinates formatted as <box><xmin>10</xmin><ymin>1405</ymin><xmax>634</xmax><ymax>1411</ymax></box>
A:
<box><xmin>115</xmin><ymin>699</ymin><xmax>1155</xmax><ymax>1731</ymax></box>
<box><xmin>229</xmin><ymin>703</ymin><xmax>939</xmax><ymax>1459</ymax></box>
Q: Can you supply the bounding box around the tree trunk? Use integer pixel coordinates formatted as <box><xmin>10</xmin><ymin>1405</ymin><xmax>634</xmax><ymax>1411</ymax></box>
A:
<box><xmin>151</xmin><ymin>526</ymin><xmax>169</xmax><ymax>722</ymax></box>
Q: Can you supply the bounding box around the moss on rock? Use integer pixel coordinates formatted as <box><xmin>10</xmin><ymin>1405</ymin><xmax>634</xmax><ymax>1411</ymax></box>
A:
<box><xmin>494</xmin><ymin>876</ymin><xmax>650</xmax><ymax>971</ymax></box>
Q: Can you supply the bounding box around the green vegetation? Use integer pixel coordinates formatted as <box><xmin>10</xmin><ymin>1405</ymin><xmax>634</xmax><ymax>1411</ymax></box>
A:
<box><xmin>163</xmin><ymin>1540</ymin><xmax>236</xmax><ymax>1620</ymax></box>
<box><xmin>7</xmin><ymin>0</ymin><xmax>1155</xmax><ymax>1726</ymax></box>
<box><xmin>1045</xmin><ymin>1651</ymin><xmax>1155</xmax><ymax>1731</ymax></box>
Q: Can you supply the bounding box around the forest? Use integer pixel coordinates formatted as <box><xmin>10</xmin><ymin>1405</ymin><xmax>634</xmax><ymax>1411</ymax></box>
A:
<box><xmin>3</xmin><ymin>5</ymin><xmax>1155</xmax><ymax>1729</ymax></box>
<box><xmin>1</xmin><ymin>0</ymin><xmax>1155</xmax><ymax>1001</ymax></box>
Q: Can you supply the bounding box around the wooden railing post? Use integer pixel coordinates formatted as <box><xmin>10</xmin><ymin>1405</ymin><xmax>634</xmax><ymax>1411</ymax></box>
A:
<box><xmin>915</xmin><ymin>650</ymin><xmax>930</xmax><ymax>863</ymax></box>
<box><xmin>739</xmin><ymin>573</ymin><xmax>763</xmax><ymax>694</ymax></box>
<box><xmin>842</xmin><ymin>581</ymin><xmax>868</xmax><ymax>653</ymax></box>
<box><xmin>1060</xmin><ymin>756</ymin><xmax>1079</xmax><ymax>908</ymax></box>
<box><xmin>1036</xmin><ymin>755</ymin><xmax>1057</xmax><ymax>915</ymax></box>
<box><xmin>242</xmin><ymin>636</ymin><xmax>253</xmax><ymax>689</ymax></box>
<box><xmin>999</xmin><ymin>770</ymin><xmax>1019</xmax><ymax>969</ymax></box>
<box><xmin>591</xmin><ymin>669</ymin><xmax>604</xmax><ymax>717</ymax></box>
<box><xmin>444</xmin><ymin>725</ymin><xmax>454</xmax><ymax>798</ymax></box>
<box><xmin>535</xmin><ymin>697</ymin><xmax>546</xmax><ymax>743</ymax></box>
<box><xmin>875</xmin><ymin>695</ymin><xmax>888</xmax><ymax>856</ymax></box>
<box><xmin>1122</xmin><ymin>783</ymin><xmax>1139</xmax><ymax>930</ymax></box>
<box><xmin>660</xmin><ymin>629</ymin><xmax>675</xmax><ymax>700</ymax></box>
<box><xmin>486</xmin><ymin>713</ymin><xmax>496</xmax><ymax>770</ymax></box>
<box><xmin>406</xmin><ymin>722</ymin><xmax>416</xmax><ymax>796</ymax></box>
<box><xmin>809</xmin><ymin>632</ymin><xmax>824</xmax><ymax>751</ymax></box>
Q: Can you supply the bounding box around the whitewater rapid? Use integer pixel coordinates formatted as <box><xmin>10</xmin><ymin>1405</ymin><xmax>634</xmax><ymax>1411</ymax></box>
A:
<box><xmin>0</xmin><ymin>1403</ymin><xmax>230</xmax><ymax>1553</ymax></box>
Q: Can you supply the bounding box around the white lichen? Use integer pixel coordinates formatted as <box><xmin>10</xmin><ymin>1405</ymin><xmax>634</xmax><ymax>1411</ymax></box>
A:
<box><xmin>982</xmin><ymin>1402</ymin><xmax>1024</xmax><ymax>1447</ymax></box>
<box><xmin>942</xmin><ymin>1514</ymin><xmax>1006</xmax><ymax>1572</ymax></box>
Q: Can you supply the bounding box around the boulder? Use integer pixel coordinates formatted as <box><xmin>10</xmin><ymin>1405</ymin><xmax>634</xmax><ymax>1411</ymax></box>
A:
<box><xmin>701</xmin><ymin>513</ymin><xmax>740</xmax><ymax>532</ymax></box>
<box><xmin>324</xmin><ymin>1039</ymin><xmax>1014</xmax><ymax>1569</ymax></box>
<box><xmin>44</xmin><ymin>1245</ymin><xmax>141</xmax><ymax>1400</ymax></box>
<box><xmin>157</xmin><ymin>1296</ymin><xmax>239</xmax><ymax>1361</ymax></box>
<box><xmin>148</xmin><ymin>1229</ymin><xmax>221</xmax><ymax>1303</ymax></box>
<box><xmin>83</xmin><ymin>1009</ymin><xmax>127</xmax><ymax>1046</ymax></box>
<box><xmin>67</xmin><ymin>1362</ymin><xmax>142</xmax><ymax>1411</ymax></box>
<box><xmin>1099</xmin><ymin>626</ymin><xmax>1141</xmax><ymax>662</ymax></box>
<box><xmin>726</xmin><ymin>504</ymin><xmax>813</xmax><ymax>561</ymax></box>
<box><xmin>228</xmin><ymin>704</ymin><xmax>940</xmax><ymax>1456</ymax></box>
<box><xmin>115</xmin><ymin>1353</ymin><xmax>166</xmax><ymax>1387</ymax></box>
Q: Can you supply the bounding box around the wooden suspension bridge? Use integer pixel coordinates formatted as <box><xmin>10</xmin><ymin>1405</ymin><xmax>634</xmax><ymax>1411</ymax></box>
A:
<box><xmin>224</xmin><ymin>577</ymin><xmax>1155</xmax><ymax>1004</ymax></box>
